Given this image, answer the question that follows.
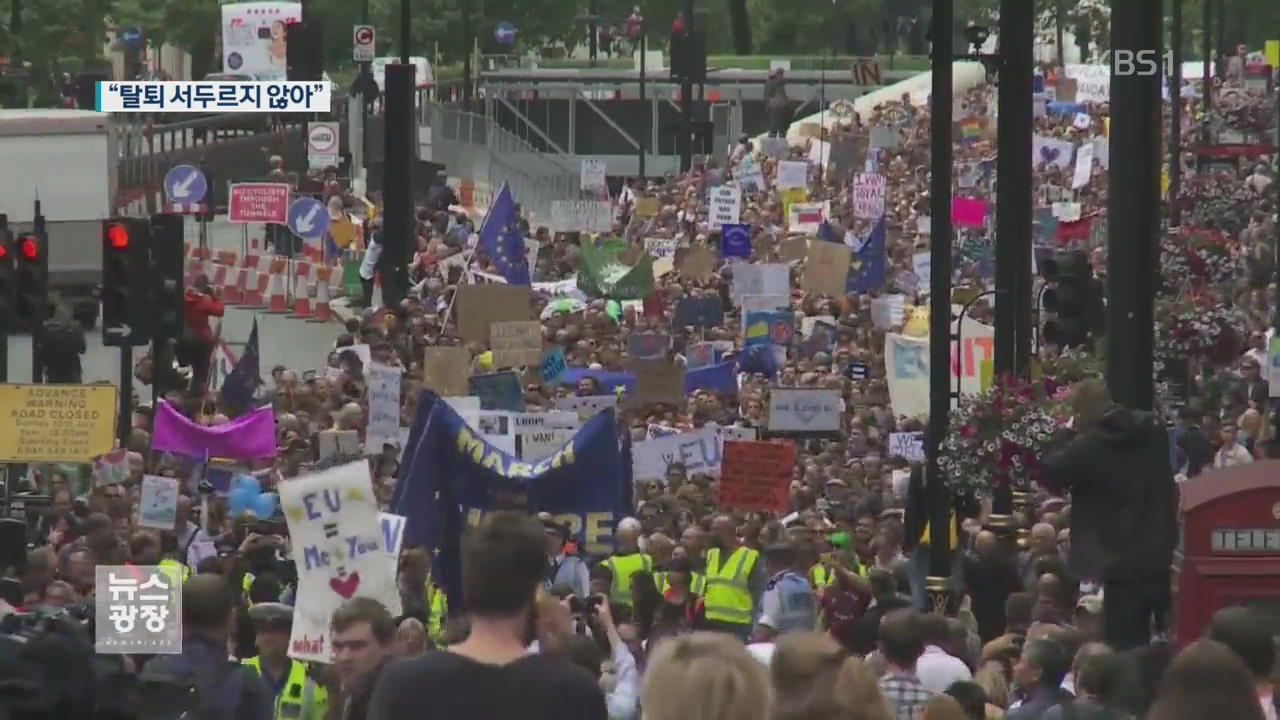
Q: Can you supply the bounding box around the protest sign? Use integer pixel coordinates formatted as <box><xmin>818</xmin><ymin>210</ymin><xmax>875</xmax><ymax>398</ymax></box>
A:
<box><xmin>685</xmin><ymin>342</ymin><xmax>715</xmax><ymax>370</ymax></box>
<box><xmin>646</xmin><ymin>424</ymin><xmax>681</xmax><ymax>439</ymax></box>
<box><xmin>397</xmin><ymin>391</ymin><xmax>627</xmax><ymax>608</ymax></box>
<box><xmin>1032</xmin><ymin>135</ymin><xmax>1076</xmax><ymax>170</ymax></box>
<box><xmin>887</xmin><ymin>432</ymin><xmax>926</xmax><ymax>462</ymax></box>
<box><xmin>627</xmin><ymin>333</ymin><xmax>671</xmax><ymax>360</ymax></box>
<box><xmin>628</xmin><ymin>360</ymin><xmax>685</xmax><ymax>405</ymax></box>
<box><xmin>870</xmin><ymin>125</ymin><xmax>900</xmax><ymax>149</ymax></box>
<box><xmin>739</xmin><ymin>294</ymin><xmax>792</xmax><ymax>314</ymax></box>
<box><xmin>871</xmin><ymin>295</ymin><xmax>907</xmax><ymax>329</ymax></box>
<box><xmin>540</xmin><ymin>345</ymin><xmax>568</xmax><ymax>386</ymax></box>
<box><xmin>633</xmin><ymin>426</ymin><xmax>722</xmax><ymax>480</ymax></box>
<box><xmin>731</xmin><ymin>264</ymin><xmax>790</xmax><ymax>303</ymax></box>
<box><xmin>137</xmin><ymin>475</ymin><xmax>180</xmax><ymax>530</ymax></box>
<box><xmin>788</xmin><ymin>202</ymin><xmax>828</xmax><ymax>233</ymax></box>
<box><xmin>709</xmin><ymin>185</ymin><xmax>742</xmax><ymax>228</ymax></box>
<box><xmin>719</xmin><ymin>425</ymin><xmax>758</xmax><ymax>442</ymax></box>
<box><xmin>736</xmin><ymin>154</ymin><xmax>765</xmax><ymax>190</ymax></box>
<box><xmin>281</xmin><ymin>462</ymin><xmax>399</xmax><ymax>663</ymax></box>
<box><xmin>456</xmin><ymin>284</ymin><xmax>532</xmax><ymax>344</ymax></box>
<box><xmin>851</xmin><ymin>173</ymin><xmax>887</xmax><ymax>220</ymax></box>
<box><xmin>1064</xmin><ymin>64</ymin><xmax>1109</xmax><ymax>103</ymax></box>
<box><xmin>580</xmin><ymin>157</ymin><xmax>607</xmax><ymax>190</ymax></box>
<box><xmin>489</xmin><ymin>320</ymin><xmax>543</xmax><ymax>368</ymax></box>
<box><xmin>780</xmin><ymin>237</ymin><xmax>809</xmax><ymax>264</ymax></box>
<box><xmin>517</xmin><ymin>428</ymin><xmax>575</xmax><ymax>460</ymax></box>
<box><xmin>469</xmin><ymin>371</ymin><xmax>525</xmax><ymax>411</ymax></box>
<box><xmin>885</xmin><ymin>317</ymin><xmax>994</xmax><ymax>418</ymax></box>
<box><xmin>634</xmin><ymin>195</ymin><xmax>661</xmax><ymax>217</ymax></box>
<box><xmin>776</xmin><ymin>160</ymin><xmax>808</xmax><ymax>189</ymax></box>
<box><xmin>365</xmin><ymin>363</ymin><xmax>403</xmax><ymax>451</ymax></box>
<box><xmin>680</xmin><ymin>245</ymin><xmax>718</xmax><ymax>281</ymax></box>
<box><xmin>1072</xmin><ymin>142</ymin><xmax>1094</xmax><ymax>189</ymax></box>
<box><xmin>673</xmin><ymin>297</ymin><xmax>724</xmax><ymax>328</ymax></box>
<box><xmin>551</xmin><ymin>200</ymin><xmax>613</xmax><ymax>233</ymax></box>
<box><xmin>93</xmin><ymin>449</ymin><xmax>130</xmax><ymax>487</ymax></box>
<box><xmin>380</xmin><ymin>513</ymin><xmax>406</xmax><ymax>566</ymax></box>
<box><xmin>768</xmin><ymin>388</ymin><xmax>843</xmax><ymax>432</ymax></box>
<box><xmin>557</xmin><ymin>394</ymin><xmax>619</xmax><ymax>419</ymax></box>
<box><xmin>0</xmin><ymin>384</ymin><xmax>118</xmax><ymax>463</ymax></box>
<box><xmin>801</xmin><ymin>240</ymin><xmax>853</xmax><ymax>296</ymax></box>
<box><xmin>423</xmin><ymin>347</ymin><xmax>472</xmax><ymax>397</ymax></box>
<box><xmin>318</xmin><ymin>429</ymin><xmax>362</xmax><ymax>461</ymax></box>
<box><xmin>644</xmin><ymin>236</ymin><xmax>679</xmax><ymax>259</ymax></box>
<box><xmin>744</xmin><ymin>311</ymin><xmax>795</xmax><ymax>349</ymax></box>
<box><xmin>718</xmin><ymin>440</ymin><xmax>796</xmax><ymax>513</ymax></box>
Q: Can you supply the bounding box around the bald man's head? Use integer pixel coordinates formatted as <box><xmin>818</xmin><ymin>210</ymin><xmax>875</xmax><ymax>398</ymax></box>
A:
<box><xmin>975</xmin><ymin>530</ymin><xmax>998</xmax><ymax>556</ymax></box>
<box><xmin>1031</xmin><ymin>523</ymin><xmax>1058</xmax><ymax>555</ymax></box>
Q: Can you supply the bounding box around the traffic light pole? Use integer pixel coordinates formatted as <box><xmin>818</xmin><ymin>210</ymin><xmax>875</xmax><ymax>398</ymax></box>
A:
<box><xmin>680</xmin><ymin>0</ymin><xmax>695</xmax><ymax>173</ymax></box>
<box><xmin>1168</xmin><ymin>0</ymin><xmax>1183</xmax><ymax>227</ymax></box>
<box><xmin>118</xmin><ymin>344</ymin><xmax>132</xmax><ymax>447</ymax></box>
<box><xmin>31</xmin><ymin>203</ymin><xmax>45</xmax><ymax>384</ymax></box>
<box><xmin>1106</xmin><ymin>0</ymin><xmax>1161</xmax><ymax>412</ymax></box>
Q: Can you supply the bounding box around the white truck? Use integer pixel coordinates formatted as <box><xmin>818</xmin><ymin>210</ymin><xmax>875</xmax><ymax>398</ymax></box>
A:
<box><xmin>0</xmin><ymin>109</ymin><xmax>117</xmax><ymax>323</ymax></box>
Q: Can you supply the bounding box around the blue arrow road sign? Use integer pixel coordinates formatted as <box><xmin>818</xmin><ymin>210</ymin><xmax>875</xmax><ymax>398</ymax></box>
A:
<box><xmin>287</xmin><ymin>197</ymin><xmax>330</xmax><ymax>240</ymax></box>
<box><xmin>121</xmin><ymin>27</ymin><xmax>143</xmax><ymax>48</ymax></box>
<box><xmin>163</xmin><ymin>165</ymin><xmax>207</xmax><ymax>204</ymax></box>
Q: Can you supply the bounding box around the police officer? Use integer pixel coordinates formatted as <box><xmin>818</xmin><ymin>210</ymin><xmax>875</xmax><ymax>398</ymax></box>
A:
<box><xmin>242</xmin><ymin>603</ymin><xmax>328</xmax><ymax>720</ymax></box>
<box><xmin>753</xmin><ymin>543</ymin><xmax>817</xmax><ymax>642</ymax></box>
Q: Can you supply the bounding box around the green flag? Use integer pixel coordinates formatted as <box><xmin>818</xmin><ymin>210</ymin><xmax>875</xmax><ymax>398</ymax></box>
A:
<box><xmin>577</xmin><ymin>237</ymin><xmax>654</xmax><ymax>300</ymax></box>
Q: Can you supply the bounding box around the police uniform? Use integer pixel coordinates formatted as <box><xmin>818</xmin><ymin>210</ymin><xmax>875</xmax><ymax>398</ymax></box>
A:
<box><xmin>242</xmin><ymin>603</ymin><xmax>328</xmax><ymax>720</ymax></box>
<box><xmin>603</xmin><ymin>552</ymin><xmax>653</xmax><ymax>609</ymax></box>
<box><xmin>703</xmin><ymin>545</ymin><xmax>760</xmax><ymax>630</ymax></box>
<box><xmin>423</xmin><ymin>577</ymin><xmax>449</xmax><ymax>645</ymax></box>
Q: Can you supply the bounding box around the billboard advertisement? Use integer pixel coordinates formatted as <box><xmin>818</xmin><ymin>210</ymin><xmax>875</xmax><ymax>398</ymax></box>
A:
<box><xmin>221</xmin><ymin>2</ymin><xmax>302</xmax><ymax>80</ymax></box>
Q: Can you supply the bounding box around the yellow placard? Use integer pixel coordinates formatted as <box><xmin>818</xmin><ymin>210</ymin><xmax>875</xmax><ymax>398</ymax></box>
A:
<box><xmin>1161</xmin><ymin>169</ymin><xmax>1170</xmax><ymax>197</ymax></box>
<box><xmin>979</xmin><ymin>358</ymin><xmax>994</xmax><ymax>392</ymax></box>
<box><xmin>781</xmin><ymin>187</ymin><xmax>808</xmax><ymax>220</ymax></box>
<box><xmin>1266</xmin><ymin>40</ymin><xmax>1280</xmax><ymax>68</ymax></box>
<box><xmin>1103</xmin><ymin>117</ymin><xmax>1110</xmax><ymax>138</ymax></box>
<box><xmin>0</xmin><ymin>384</ymin><xmax>118</xmax><ymax>463</ymax></box>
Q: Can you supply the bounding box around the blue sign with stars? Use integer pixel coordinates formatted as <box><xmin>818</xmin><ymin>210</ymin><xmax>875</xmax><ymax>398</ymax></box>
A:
<box><xmin>163</xmin><ymin>165</ymin><xmax>207</xmax><ymax>204</ymax></box>
<box><xmin>287</xmin><ymin>197</ymin><xmax>330</xmax><ymax>240</ymax></box>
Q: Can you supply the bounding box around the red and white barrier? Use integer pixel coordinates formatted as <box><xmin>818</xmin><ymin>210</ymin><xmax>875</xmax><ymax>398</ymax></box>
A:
<box><xmin>289</xmin><ymin>261</ymin><xmax>314</xmax><ymax>318</ymax></box>
<box><xmin>265</xmin><ymin>257</ymin><xmax>290</xmax><ymax>313</ymax></box>
<box><xmin>310</xmin><ymin>266</ymin><xmax>334</xmax><ymax>323</ymax></box>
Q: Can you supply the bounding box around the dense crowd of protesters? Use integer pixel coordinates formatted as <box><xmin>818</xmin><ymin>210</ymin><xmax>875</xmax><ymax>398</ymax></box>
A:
<box><xmin>0</xmin><ymin>47</ymin><xmax>1276</xmax><ymax>720</ymax></box>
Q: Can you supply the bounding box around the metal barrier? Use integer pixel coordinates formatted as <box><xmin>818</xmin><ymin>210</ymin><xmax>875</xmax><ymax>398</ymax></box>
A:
<box><xmin>421</xmin><ymin>99</ymin><xmax>580</xmax><ymax>223</ymax></box>
<box><xmin>114</xmin><ymin>114</ymin><xmax>316</xmax><ymax>211</ymax></box>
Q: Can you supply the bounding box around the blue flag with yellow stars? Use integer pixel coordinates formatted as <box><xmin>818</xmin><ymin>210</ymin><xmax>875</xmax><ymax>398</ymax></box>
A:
<box><xmin>846</xmin><ymin>217</ymin><xmax>887</xmax><ymax>292</ymax></box>
<box><xmin>393</xmin><ymin>390</ymin><xmax>626</xmax><ymax>614</ymax></box>
<box><xmin>220</xmin><ymin>318</ymin><xmax>261</xmax><ymax>413</ymax></box>
<box><xmin>479</xmin><ymin>182</ymin><xmax>531</xmax><ymax>285</ymax></box>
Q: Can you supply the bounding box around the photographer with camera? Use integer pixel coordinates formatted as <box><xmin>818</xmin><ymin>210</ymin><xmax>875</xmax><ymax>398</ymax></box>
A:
<box><xmin>567</xmin><ymin>593</ymin><xmax>640</xmax><ymax>720</ymax></box>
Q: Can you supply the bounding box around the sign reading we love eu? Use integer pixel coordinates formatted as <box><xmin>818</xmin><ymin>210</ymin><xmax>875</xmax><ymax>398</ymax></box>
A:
<box><xmin>767</xmin><ymin>388</ymin><xmax>842</xmax><ymax>433</ymax></box>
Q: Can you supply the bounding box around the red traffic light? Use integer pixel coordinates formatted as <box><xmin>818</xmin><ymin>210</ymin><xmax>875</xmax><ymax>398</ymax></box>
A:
<box><xmin>0</xmin><ymin>243</ymin><xmax>6</xmax><ymax>259</ymax></box>
<box><xmin>107</xmin><ymin>224</ymin><xmax>129</xmax><ymax>250</ymax></box>
<box><xmin>18</xmin><ymin>235</ymin><xmax>37</xmax><ymax>260</ymax></box>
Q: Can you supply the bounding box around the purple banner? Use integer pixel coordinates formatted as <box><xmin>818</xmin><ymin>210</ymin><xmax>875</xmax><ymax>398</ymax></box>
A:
<box><xmin>152</xmin><ymin>402</ymin><xmax>277</xmax><ymax>460</ymax></box>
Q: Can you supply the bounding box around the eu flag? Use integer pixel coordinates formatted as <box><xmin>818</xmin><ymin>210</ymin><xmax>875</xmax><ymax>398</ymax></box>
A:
<box><xmin>479</xmin><ymin>182</ymin><xmax>531</xmax><ymax>285</ymax></box>
<box><xmin>846</xmin><ymin>218</ymin><xmax>887</xmax><ymax>292</ymax></box>
<box><xmin>478</xmin><ymin>182</ymin><xmax>514</xmax><ymax>257</ymax></box>
<box><xmin>220</xmin><ymin>318</ymin><xmax>261</xmax><ymax>413</ymax></box>
<box><xmin>721</xmin><ymin>223</ymin><xmax>751</xmax><ymax>259</ymax></box>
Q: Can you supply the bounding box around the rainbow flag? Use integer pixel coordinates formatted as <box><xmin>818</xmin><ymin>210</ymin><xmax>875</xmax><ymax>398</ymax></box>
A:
<box><xmin>961</xmin><ymin>117</ymin><xmax>982</xmax><ymax>141</ymax></box>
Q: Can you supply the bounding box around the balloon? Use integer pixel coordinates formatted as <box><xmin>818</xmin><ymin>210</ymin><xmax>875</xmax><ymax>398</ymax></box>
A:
<box><xmin>253</xmin><ymin>492</ymin><xmax>279</xmax><ymax>519</ymax></box>
<box><xmin>233</xmin><ymin>474</ymin><xmax>262</xmax><ymax>495</ymax></box>
<box><xmin>228</xmin><ymin>487</ymin><xmax>256</xmax><ymax>515</ymax></box>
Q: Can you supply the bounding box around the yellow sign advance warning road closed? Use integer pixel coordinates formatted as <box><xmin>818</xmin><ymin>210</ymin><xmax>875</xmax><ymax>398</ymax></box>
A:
<box><xmin>0</xmin><ymin>384</ymin><xmax>118</xmax><ymax>463</ymax></box>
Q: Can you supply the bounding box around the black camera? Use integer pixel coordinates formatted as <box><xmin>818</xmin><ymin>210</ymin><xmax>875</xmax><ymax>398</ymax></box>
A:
<box><xmin>568</xmin><ymin>595</ymin><xmax>605</xmax><ymax>614</ymax></box>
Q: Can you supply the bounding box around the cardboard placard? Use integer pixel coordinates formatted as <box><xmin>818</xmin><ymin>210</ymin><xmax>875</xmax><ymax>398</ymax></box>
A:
<box><xmin>718</xmin><ymin>440</ymin><xmax>796</xmax><ymax>513</ymax></box>
<box><xmin>422</xmin><ymin>346</ymin><xmax>472</xmax><ymax>397</ymax></box>
<box><xmin>627</xmin><ymin>360</ymin><xmax>685</xmax><ymax>406</ymax></box>
<box><xmin>627</xmin><ymin>333</ymin><xmax>671</xmax><ymax>360</ymax></box>
<box><xmin>456</xmin><ymin>284</ymin><xmax>532</xmax><ymax>344</ymax></box>
<box><xmin>672</xmin><ymin>297</ymin><xmax>725</xmax><ymax>328</ymax></box>
<box><xmin>469</xmin><ymin>371</ymin><xmax>526</xmax><ymax>411</ymax></box>
<box><xmin>634</xmin><ymin>196</ymin><xmax>661</xmax><ymax>217</ymax></box>
<box><xmin>780</xmin><ymin>237</ymin><xmax>810</xmax><ymax>264</ymax></box>
<box><xmin>800</xmin><ymin>240</ymin><xmax>853</xmax><ymax>296</ymax></box>
<box><xmin>489</xmin><ymin>321</ymin><xmax>543</xmax><ymax>368</ymax></box>
<box><xmin>680</xmin><ymin>246</ymin><xmax>718</xmax><ymax>281</ymax></box>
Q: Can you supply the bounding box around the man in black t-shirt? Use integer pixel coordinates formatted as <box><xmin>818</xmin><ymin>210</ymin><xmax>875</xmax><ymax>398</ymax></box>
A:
<box><xmin>369</xmin><ymin>513</ymin><xmax>606</xmax><ymax>720</ymax></box>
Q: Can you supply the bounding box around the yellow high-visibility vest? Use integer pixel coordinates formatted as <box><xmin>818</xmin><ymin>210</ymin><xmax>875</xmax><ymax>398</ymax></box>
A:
<box><xmin>918</xmin><ymin>514</ymin><xmax>960</xmax><ymax>550</ymax></box>
<box><xmin>158</xmin><ymin>558</ymin><xmax>190</xmax><ymax>585</ymax></box>
<box><xmin>604</xmin><ymin>553</ymin><xmax>652</xmax><ymax>607</ymax></box>
<box><xmin>242</xmin><ymin>656</ymin><xmax>328</xmax><ymax>720</ymax></box>
<box><xmin>423</xmin><ymin>580</ymin><xmax>449</xmax><ymax>645</ymax></box>
<box><xmin>703</xmin><ymin>546</ymin><xmax>759</xmax><ymax>626</ymax></box>
<box><xmin>654</xmin><ymin>571</ymin><xmax>707</xmax><ymax>596</ymax></box>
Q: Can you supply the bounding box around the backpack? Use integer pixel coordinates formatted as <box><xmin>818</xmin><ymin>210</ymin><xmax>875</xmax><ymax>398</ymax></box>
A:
<box><xmin>136</xmin><ymin>652</ymin><xmax>251</xmax><ymax>720</ymax></box>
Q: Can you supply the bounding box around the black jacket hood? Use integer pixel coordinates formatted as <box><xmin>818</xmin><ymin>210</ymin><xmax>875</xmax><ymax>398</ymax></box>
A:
<box><xmin>1094</xmin><ymin>405</ymin><xmax>1156</xmax><ymax>448</ymax></box>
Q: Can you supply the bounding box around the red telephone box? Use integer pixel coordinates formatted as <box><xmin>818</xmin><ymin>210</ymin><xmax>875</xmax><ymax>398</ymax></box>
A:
<box><xmin>1173</xmin><ymin>460</ymin><xmax>1280</xmax><ymax>646</ymax></box>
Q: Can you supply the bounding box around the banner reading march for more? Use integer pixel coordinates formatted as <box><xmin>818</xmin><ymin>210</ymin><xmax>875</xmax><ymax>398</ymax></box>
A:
<box><xmin>393</xmin><ymin>390</ymin><xmax>629</xmax><ymax>612</ymax></box>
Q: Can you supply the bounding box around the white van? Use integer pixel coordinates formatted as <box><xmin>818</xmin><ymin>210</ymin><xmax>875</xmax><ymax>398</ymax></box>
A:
<box><xmin>370</xmin><ymin>56</ymin><xmax>434</xmax><ymax>93</ymax></box>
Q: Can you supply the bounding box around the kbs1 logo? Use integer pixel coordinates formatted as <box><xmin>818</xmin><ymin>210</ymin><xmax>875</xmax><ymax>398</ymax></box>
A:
<box><xmin>1104</xmin><ymin>49</ymin><xmax>1175</xmax><ymax>77</ymax></box>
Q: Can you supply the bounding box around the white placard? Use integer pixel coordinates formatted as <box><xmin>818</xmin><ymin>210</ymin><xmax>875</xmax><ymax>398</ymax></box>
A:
<box><xmin>1064</xmin><ymin>64</ymin><xmax>1111</xmax><ymax>103</ymax></box>
<box><xmin>644</xmin><ymin>237</ymin><xmax>679</xmax><ymax>259</ymax></box>
<box><xmin>557</xmin><ymin>394</ymin><xmax>619</xmax><ymax>420</ymax></box>
<box><xmin>768</xmin><ymin>388</ymin><xmax>843</xmax><ymax>432</ymax></box>
<box><xmin>870</xmin><ymin>295</ymin><xmax>907</xmax><ymax>330</ymax></box>
<box><xmin>851</xmin><ymin>173</ymin><xmax>887</xmax><ymax>220</ymax></box>
<box><xmin>281</xmin><ymin>462</ymin><xmax>400</xmax><ymax>663</ymax></box>
<box><xmin>731</xmin><ymin>263</ymin><xmax>791</xmax><ymax>304</ymax></box>
<box><xmin>633</xmin><ymin>426</ymin><xmax>723</xmax><ymax>481</ymax></box>
<box><xmin>736</xmin><ymin>154</ymin><xmax>765</xmax><ymax>190</ymax></box>
<box><xmin>718</xmin><ymin>425</ymin><xmax>759</xmax><ymax>442</ymax></box>
<box><xmin>887</xmin><ymin>432</ymin><xmax>926</xmax><ymax>462</ymax></box>
<box><xmin>551</xmin><ymin>200</ymin><xmax>613</xmax><ymax>233</ymax></box>
<box><xmin>138</xmin><ymin>475</ymin><xmax>180</xmax><ymax>530</ymax></box>
<box><xmin>580</xmin><ymin>158</ymin><xmax>607</xmax><ymax>191</ymax></box>
<box><xmin>1072</xmin><ymin>142</ymin><xmax>1094</xmax><ymax>190</ymax></box>
<box><xmin>379</xmin><ymin>512</ymin><xmax>406</xmax><ymax>561</ymax></box>
<box><xmin>1052</xmin><ymin>202</ymin><xmax>1082</xmax><ymax>222</ymax></box>
<box><xmin>365</xmin><ymin>362</ymin><xmax>403</xmax><ymax>452</ymax></box>
<box><xmin>788</xmin><ymin>201</ymin><xmax>829</xmax><ymax>233</ymax></box>
<box><xmin>709</xmin><ymin>185</ymin><xmax>742</xmax><ymax>229</ymax></box>
<box><xmin>1032</xmin><ymin>135</ymin><xmax>1076</xmax><ymax>170</ymax></box>
<box><xmin>776</xmin><ymin>160</ymin><xmax>809</xmax><ymax>189</ymax></box>
<box><xmin>518</xmin><ymin>428</ymin><xmax>575</xmax><ymax>460</ymax></box>
<box><xmin>739</xmin><ymin>294</ymin><xmax>792</xmax><ymax>314</ymax></box>
<box><xmin>1072</xmin><ymin>112</ymin><xmax>1092</xmax><ymax>130</ymax></box>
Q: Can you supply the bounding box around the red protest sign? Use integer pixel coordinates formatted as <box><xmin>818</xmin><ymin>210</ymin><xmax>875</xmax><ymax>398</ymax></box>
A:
<box><xmin>228</xmin><ymin>183</ymin><xmax>291</xmax><ymax>224</ymax></box>
<box><xmin>718</xmin><ymin>440</ymin><xmax>796</xmax><ymax>513</ymax></box>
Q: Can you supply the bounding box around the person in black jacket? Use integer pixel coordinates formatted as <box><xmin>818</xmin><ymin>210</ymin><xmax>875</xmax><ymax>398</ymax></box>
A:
<box><xmin>1042</xmin><ymin>380</ymin><xmax>1177</xmax><ymax>652</ymax></box>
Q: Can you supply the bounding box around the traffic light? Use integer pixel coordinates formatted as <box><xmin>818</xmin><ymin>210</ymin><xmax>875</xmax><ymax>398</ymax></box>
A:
<box><xmin>1041</xmin><ymin>250</ymin><xmax>1104</xmax><ymax>349</ymax></box>
<box><xmin>101</xmin><ymin>218</ymin><xmax>152</xmax><ymax>346</ymax></box>
<box><xmin>14</xmin><ymin>230</ymin><xmax>48</xmax><ymax>325</ymax></box>
<box><xmin>149</xmin><ymin>214</ymin><xmax>185</xmax><ymax>345</ymax></box>
<box><xmin>0</xmin><ymin>217</ymin><xmax>14</xmax><ymax>326</ymax></box>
